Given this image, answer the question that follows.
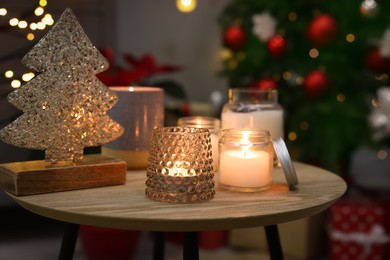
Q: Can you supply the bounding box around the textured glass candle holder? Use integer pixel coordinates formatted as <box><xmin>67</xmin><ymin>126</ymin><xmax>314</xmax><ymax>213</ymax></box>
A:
<box><xmin>177</xmin><ymin>116</ymin><xmax>220</xmax><ymax>171</ymax></box>
<box><xmin>145</xmin><ymin>126</ymin><xmax>215</xmax><ymax>203</ymax></box>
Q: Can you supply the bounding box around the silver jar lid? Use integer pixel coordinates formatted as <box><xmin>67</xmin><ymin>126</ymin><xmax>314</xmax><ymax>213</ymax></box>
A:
<box><xmin>272</xmin><ymin>137</ymin><xmax>299</xmax><ymax>189</ymax></box>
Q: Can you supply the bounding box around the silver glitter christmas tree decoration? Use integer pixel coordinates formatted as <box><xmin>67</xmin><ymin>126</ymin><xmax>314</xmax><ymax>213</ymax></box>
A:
<box><xmin>0</xmin><ymin>8</ymin><xmax>124</xmax><ymax>163</ymax></box>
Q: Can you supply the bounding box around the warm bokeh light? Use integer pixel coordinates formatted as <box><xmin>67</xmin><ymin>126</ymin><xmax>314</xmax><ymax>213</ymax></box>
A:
<box><xmin>11</xmin><ymin>80</ymin><xmax>21</xmax><ymax>89</ymax></box>
<box><xmin>39</xmin><ymin>0</ymin><xmax>48</xmax><ymax>7</ymax></box>
<box><xmin>37</xmin><ymin>22</ymin><xmax>46</xmax><ymax>30</ymax></box>
<box><xmin>346</xmin><ymin>33</ymin><xmax>355</xmax><ymax>43</ymax></box>
<box><xmin>377</xmin><ymin>150</ymin><xmax>387</xmax><ymax>160</ymax></box>
<box><xmin>9</xmin><ymin>18</ymin><xmax>19</xmax><ymax>26</ymax></box>
<box><xmin>35</xmin><ymin>7</ymin><xmax>44</xmax><ymax>16</ymax></box>
<box><xmin>27</xmin><ymin>33</ymin><xmax>35</xmax><ymax>41</ymax></box>
<box><xmin>22</xmin><ymin>72</ymin><xmax>35</xmax><ymax>82</ymax></box>
<box><xmin>361</xmin><ymin>0</ymin><xmax>377</xmax><ymax>15</ymax></box>
<box><xmin>220</xmin><ymin>48</ymin><xmax>233</xmax><ymax>60</ymax></box>
<box><xmin>18</xmin><ymin>20</ymin><xmax>28</xmax><ymax>29</ymax></box>
<box><xmin>288</xmin><ymin>132</ymin><xmax>297</xmax><ymax>141</ymax></box>
<box><xmin>42</xmin><ymin>14</ymin><xmax>54</xmax><ymax>25</ymax></box>
<box><xmin>309</xmin><ymin>48</ymin><xmax>319</xmax><ymax>58</ymax></box>
<box><xmin>0</xmin><ymin>8</ymin><xmax>7</xmax><ymax>16</ymax></box>
<box><xmin>282</xmin><ymin>71</ymin><xmax>291</xmax><ymax>80</ymax></box>
<box><xmin>2</xmin><ymin>1</ymin><xmax>53</xmax><ymax>88</ymax></box>
<box><xmin>30</xmin><ymin>23</ymin><xmax>37</xmax><ymax>30</ymax></box>
<box><xmin>336</xmin><ymin>93</ymin><xmax>346</xmax><ymax>102</ymax></box>
<box><xmin>288</xmin><ymin>12</ymin><xmax>297</xmax><ymax>21</ymax></box>
<box><xmin>5</xmin><ymin>70</ymin><xmax>14</xmax><ymax>78</ymax></box>
<box><xmin>176</xmin><ymin>0</ymin><xmax>197</xmax><ymax>13</ymax></box>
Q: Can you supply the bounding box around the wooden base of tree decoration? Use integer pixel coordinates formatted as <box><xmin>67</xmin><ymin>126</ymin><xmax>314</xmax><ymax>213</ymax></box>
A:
<box><xmin>0</xmin><ymin>9</ymin><xmax>127</xmax><ymax>195</ymax></box>
<box><xmin>0</xmin><ymin>155</ymin><xmax>127</xmax><ymax>196</ymax></box>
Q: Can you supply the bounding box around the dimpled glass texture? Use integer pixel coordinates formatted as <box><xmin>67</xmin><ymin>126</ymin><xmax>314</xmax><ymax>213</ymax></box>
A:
<box><xmin>145</xmin><ymin>126</ymin><xmax>215</xmax><ymax>203</ymax></box>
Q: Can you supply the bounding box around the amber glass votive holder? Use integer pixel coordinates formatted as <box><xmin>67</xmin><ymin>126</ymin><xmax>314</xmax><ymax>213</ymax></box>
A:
<box><xmin>145</xmin><ymin>126</ymin><xmax>215</xmax><ymax>203</ymax></box>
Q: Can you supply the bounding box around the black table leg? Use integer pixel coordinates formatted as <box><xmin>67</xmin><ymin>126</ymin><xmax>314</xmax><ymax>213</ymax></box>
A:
<box><xmin>183</xmin><ymin>232</ymin><xmax>199</xmax><ymax>260</ymax></box>
<box><xmin>264</xmin><ymin>225</ymin><xmax>284</xmax><ymax>260</ymax></box>
<box><xmin>153</xmin><ymin>232</ymin><xmax>165</xmax><ymax>260</ymax></box>
<box><xmin>58</xmin><ymin>223</ymin><xmax>79</xmax><ymax>260</ymax></box>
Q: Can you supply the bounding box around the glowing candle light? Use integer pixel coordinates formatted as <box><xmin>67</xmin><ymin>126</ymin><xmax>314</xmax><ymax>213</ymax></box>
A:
<box><xmin>218</xmin><ymin>129</ymin><xmax>273</xmax><ymax>192</ymax></box>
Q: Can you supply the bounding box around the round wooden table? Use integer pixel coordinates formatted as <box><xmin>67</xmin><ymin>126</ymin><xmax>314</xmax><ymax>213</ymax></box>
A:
<box><xmin>6</xmin><ymin>162</ymin><xmax>347</xmax><ymax>260</ymax></box>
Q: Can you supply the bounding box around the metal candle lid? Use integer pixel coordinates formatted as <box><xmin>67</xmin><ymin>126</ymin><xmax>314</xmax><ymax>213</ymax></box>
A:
<box><xmin>272</xmin><ymin>137</ymin><xmax>299</xmax><ymax>189</ymax></box>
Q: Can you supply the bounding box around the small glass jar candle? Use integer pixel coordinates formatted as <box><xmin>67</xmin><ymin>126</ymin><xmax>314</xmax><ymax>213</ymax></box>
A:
<box><xmin>177</xmin><ymin>116</ymin><xmax>220</xmax><ymax>171</ymax></box>
<box><xmin>218</xmin><ymin>129</ymin><xmax>274</xmax><ymax>192</ymax></box>
<box><xmin>145</xmin><ymin>126</ymin><xmax>215</xmax><ymax>203</ymax></box>
<box><xmin>221</xmin><ymin>89</ymin><xmax>284</xmax><ymax>139</ymax></box>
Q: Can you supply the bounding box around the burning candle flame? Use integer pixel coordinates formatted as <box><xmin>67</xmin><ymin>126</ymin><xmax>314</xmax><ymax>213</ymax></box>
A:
<box><xmin>241</xmin><ymin>131</ymin><xmax>250</xmax><ymax>158</ymax></box>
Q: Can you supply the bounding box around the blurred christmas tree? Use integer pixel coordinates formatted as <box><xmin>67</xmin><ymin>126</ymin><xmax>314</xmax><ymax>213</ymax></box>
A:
<box><xmin>218</xmin><ymin>0</ymin><xmax>390</xmax><ymax>174</ymax></box>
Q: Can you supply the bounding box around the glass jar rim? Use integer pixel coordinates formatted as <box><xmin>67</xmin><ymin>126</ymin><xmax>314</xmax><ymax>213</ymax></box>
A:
<box><xmin>219</xmin><ymin>128</ymin><xmax>271</xmax><ymax>145</ymax></box>
<box><xmin>177</xmin><ymin>116</ymin><xmax>220</xmax><ymax>129</ymax></box>
<box><xmin>153</xmin><ymin>126</ymin><xmax>210</xmax><ymax>136</ymax></box>
<box><xmin>229</xmin><ymin>88</ymin><xmax>278</xmax><ymax>94</ymax></box>
<box><xmin>228</xmin><ymin>88</ymin><xmax>278</xmax><ymax>104</ymax></box>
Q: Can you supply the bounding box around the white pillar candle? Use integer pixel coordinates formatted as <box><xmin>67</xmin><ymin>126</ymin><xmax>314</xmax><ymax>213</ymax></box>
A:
<box><xmin>221</xmin><ymin>109</ymin><xmax>283</xmax><ymax>139</ymax></box>
<box><xmin>219</xmin><ymin>149</ymin><xmax>272</xmax><ymax>188</ymax></box>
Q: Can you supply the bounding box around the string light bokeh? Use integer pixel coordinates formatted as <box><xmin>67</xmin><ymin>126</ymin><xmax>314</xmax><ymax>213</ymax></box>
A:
<box><xmin>176</xmin><ymin>0</ymin><xmax>197</xmax><ymax>13</ymax></box>
<box><xmin>1</xmin><ymin>0</ymin><xmax>54</xmax><ymax>89</ymax></box>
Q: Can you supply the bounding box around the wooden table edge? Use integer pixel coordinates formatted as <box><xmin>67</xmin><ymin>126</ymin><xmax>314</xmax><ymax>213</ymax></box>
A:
<box><xmin>5</xmin><ymin>162</ymin><xmax>347</xmax><ymax>232</ymax></box>
<box><xmin>9</xmin><ymin>192</ymin><xmax>343</xmax><ymax>232</ymax></box>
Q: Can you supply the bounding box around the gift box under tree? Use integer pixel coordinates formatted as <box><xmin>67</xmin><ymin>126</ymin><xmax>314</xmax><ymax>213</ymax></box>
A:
<box><xmin>329</xmin><ymin>197</ymin><xmax>390</xmax><ymax>260</ymax></box>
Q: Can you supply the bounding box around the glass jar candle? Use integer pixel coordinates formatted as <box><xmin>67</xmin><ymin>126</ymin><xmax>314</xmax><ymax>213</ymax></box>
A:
<box><xmin>177</xmin><ymin>116</ymin><xmax>220</xmax><ymax>171</ymax></box>
<box><xmin>221</xmin><ymin>89</ymin><xmax>284</xmax><ymax>139</ymax></box>
<box><xmin>145</xmin><ymin>126</ymin><xmax>215</xmax><ymax>203</ymax></box>
<box><xmin>218</xmin><ymin>129</ymin><xmax>274</xmax><ymax>192</ymax></box>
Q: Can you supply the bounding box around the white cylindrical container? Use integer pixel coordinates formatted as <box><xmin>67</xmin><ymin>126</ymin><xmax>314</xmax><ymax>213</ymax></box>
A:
<box><xmin>221</xmin><ymin>89</ymin><xmax>284</xmax><ymax>139</ymax></box>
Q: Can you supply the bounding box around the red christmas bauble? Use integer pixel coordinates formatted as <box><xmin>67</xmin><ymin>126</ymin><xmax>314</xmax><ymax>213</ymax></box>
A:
<box><xmin>365</xmin><ymin>48</ymin><xmax>390</xmax><ymax>73</ymax></box>
<box><xmin>304</xmin><ymin>71</ymin><xmax>329</xmax><ymax>98</ymax></box>
<box><xmin>223</xmin><ymin>25</ymin><xmax>247</xmax><ymax>50</ymax></box>
<box><xmin>268</xmin><ymin>35</ymin><xmax>287</xmax><ymax>58</ymax></box>
<box><xmin>250</xmin><ymin>78</ymin><xmax>277</xmax><ymax>90</ymax></box>
<box><xmin>306</xmin><ymin>14</ymin><xmax>338</xmax><ymax>45</ymax></box>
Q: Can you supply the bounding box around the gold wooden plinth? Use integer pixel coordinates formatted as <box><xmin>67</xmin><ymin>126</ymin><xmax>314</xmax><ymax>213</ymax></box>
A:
<box><xmin>0</xmin><ymin>154</ymin><xmax>127</xmax><ymax>196</ymax></box>
<box><xmin>101</xmin><ymin>147</ymin><xmax>149</xmax><ymax>170</ymax></box>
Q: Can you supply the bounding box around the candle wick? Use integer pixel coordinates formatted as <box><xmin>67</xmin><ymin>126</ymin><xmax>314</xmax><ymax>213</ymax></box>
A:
<box><xmin>242</xmin><ymin>146</ymin><xmax>249</xmax><ymax>158</ymax></box>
